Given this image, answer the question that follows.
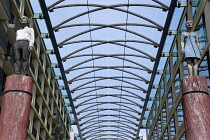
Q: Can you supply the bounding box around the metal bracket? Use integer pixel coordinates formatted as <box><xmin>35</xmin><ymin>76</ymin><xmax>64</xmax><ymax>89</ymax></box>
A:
<box><xmin>152</xmin><ymin>85</ymin><xmax>159</xmax><ymax>89</ymax></box>
<box><xmin>156</xmin><ymin>70</ymin><xmax>163</xmax><ymax>74</ymax></box>
<box><xmin>62</xmin><ymin>95</ymin><xmax>68</xmax><ymax>99</ymax></box>
<box><xmin>55</xmin><ymin>75</ymin><xmax>62</xmax><ymax>80</ymax></box>
<box><xmin>149</xmin><ymin>97</ymin><xmax>155</xmax><ymax>101</ymax></box>
<box><xmin>40</xmin><ymin>33</ymin><xmax>49</xmax><ymax>38</ymax></box>
<box><xmin>46</xmin><ymin>49</ymin><xmax>54</xmax><ymax>54</ymax></box>
<box><xmin>50</xmin><ymin>63</ymin><xmax>59</xmax><ymax>68</ymax></box>
<box><xmin>146</xmin><ymin>107</ymin><xmax>152</xmax><ymax>111</ymax></box>
<box><xmin>168</xmin><ymin>30</ymin><xmax>178</xmax><ymax>35</ymax></box>
<box><xmin>33</xmin><ymin>13</ymin><xmax>44</xmax><ymax>19</ymax></box>
<box><xmin>162</xmin><ymin>52</ymin><xmax>178</xmax><ymax>57</ymax></box>
<box><xmin>67</xmin><ymin>110</ymin><xmax>73</xmax><ymax>114</ymax></box>
<box><xmin>65</xmin><ymin>103</ymin><xmax>71</xmax><ymax>107</ymax></box>
<box><xmin>59</xmin><ymin>86</ymin><xmax>65</xmax><ymax>90</ymax></box>
<box><xmin>177</xmin><ymin>1</ymin><xmax>187</xmax><ymax>8</ymax></box>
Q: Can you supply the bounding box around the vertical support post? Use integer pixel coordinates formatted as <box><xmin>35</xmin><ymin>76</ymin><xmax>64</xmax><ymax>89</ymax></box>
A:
<box><xmin>182</xmin><ymin>76</ymin><xmax>210</xmax><ymax>140</ymax></box>
<box><xmin>0</xmin><ymin>75</ymin><xmax>33</xmax><ymax>140</ymax></box>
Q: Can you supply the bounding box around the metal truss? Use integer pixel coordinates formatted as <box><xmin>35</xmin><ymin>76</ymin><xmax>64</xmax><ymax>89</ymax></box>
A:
<box><xmin>46</xmin><ymin>0</ymin><xmax>172</xmax><ymax>139</ymax></box>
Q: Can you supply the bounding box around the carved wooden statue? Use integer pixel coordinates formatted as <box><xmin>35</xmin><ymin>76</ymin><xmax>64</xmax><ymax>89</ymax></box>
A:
<box><xmin>13</xmin><ymin>16</ymin><xmax>34</xmax><ymax>75</ymax></box>
<box><xmin>181</xmin><ymin>20</ymin><xmax>201</xmax><ymax>76</ymax></box>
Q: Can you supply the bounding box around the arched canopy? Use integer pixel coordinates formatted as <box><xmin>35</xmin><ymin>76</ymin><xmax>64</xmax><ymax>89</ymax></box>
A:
<box><xmin>46</xmin><ymin>0</ymin><xmax>172</xmax><ymax>139</ymax></box>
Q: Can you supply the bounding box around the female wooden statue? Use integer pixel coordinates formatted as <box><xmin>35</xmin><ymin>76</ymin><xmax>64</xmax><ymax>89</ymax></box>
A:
<box><xmin>181</xmin><ymin>20</ymin><xmax>201</xmax><ymax>76</ymax></box>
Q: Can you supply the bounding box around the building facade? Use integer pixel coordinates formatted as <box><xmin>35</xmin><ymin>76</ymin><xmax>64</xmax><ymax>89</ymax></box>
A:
<box><xmin>0</xmin><ymin>0</ymin><xmax>75</xmax><ymax>139</ymax></box>
<box><xmin>143</xmin><ymin>0</ymin><xmax>210</xmax><ymax>139</ymax></box>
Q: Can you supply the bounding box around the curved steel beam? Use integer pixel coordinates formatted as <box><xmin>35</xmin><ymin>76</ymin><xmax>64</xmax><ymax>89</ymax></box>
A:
<box><xmin>83</xmin><ymin>131</ymin><xmax>134</xmax><ymax>139</ymax></box>
<box><xmin>64</xmin><ymin>56</ymin><xmax>152</xmax><ymax>73</ymax></box>
<box><xmin>69</xmin><ymin>66</ymin><xmax>151</xmax><ymax>75</ymax></box>
<box><xmin>73</xmin><ymin>87</ymin><xmax>145</xmax><ymax>101</ymax></box>
<box><xmin>83</xmin><ymin>123</ymin><xmax>135</xmax><ymax>135</ymax></box>
<box><xmin>62</xmin><ymin>41</ymin><xmax>156</xmax><ymax>62</ymax></box>
<box><xmin>81</xmin><ymin>124</ymin><xmax>136</xmax><ymax>135</ymax></box>
<box><xmin>83</xmin><ymin>128</ymin><xmax>134</xmax><ymax>137</ymax></box>
<box><xmin>50</xmin><ymin>4</ymin><xmax>167</xmax><ymax>11</ymax></box>
<box><xmin>77</xmin><ymin>108</ymin><xmax>141</xmax><ymax>116</ymax></box>
<box><xmin>152</xmin><ymin>0</ymin><xmax>169</xmax><ymax>9</ymax></box>
<box><xmin>65</xmin><ymin>54</ymin><xmax>152</xmax><ymax>60</ymax></box>
<box><xmin>71</xmin><ymin>76</ymin><xmax>146</xmax><ymax>83</ymax></box>
<box><xmin>83</xmin><ymin>133</ymin><xmax>134</xmax><ymax>140</ymax></box>
<box><xmin>53</xmin><ymin>6</ymin><xmax>163</xmax><ymax>30</ymax></box>
<box><xmin>71</xmin><ymin>77</ymin><xmax>147</xmax><ymax>93</ymax></box>
<box><xmin>62</xmin><ymin>41</ymin><xmax>156</xmax><ymax>61</ymax></box>
<box><xmin>72</xmin><ymin>85</ymin><xmax>146</xmax><ymax>94</ymax></box>
<box><xmin>77</xmin><ymin>103</ymin><xmax>140</xmax><ymax>116</ymax></box>
<box><xmin>78</xmin><ymin>109</ymin><xmax>139</xmax><ymax>121</ymax></box>
<box><xmin>76</xmin><ymin>101</ymin><xmax>142</xmax><ymax>110</ymax></box>
<box><xmin>67</xmin><ymin>67</ymin><xmax>151</xmax><ymax>84</ymax></box>
<box><xmin>62</xmin><ymin>39</ymin><xmax>155</xmax><ymax>46</ymax></box>
<box><xmin>81</xmin><ymin>122</ymin><xmax>137</xmax><ymax>132</ymax></box>
<box><xmin>57</xmin><ymin>23</ymin><xmax>161</xmax><ymax>30</ymax></box>
<box><xmin>81</xmin><ymin>119</ymin><xmax>138</xmax><ymax>129</ymax></box>
<box><xmin>74</xmin><ymin>93</ymin><xmax>144</xmax><ymax>102</ymax></box>
<box><xmin>58</xmin><ymin>25</ymin><xmax>159</xmax><ymax>46</ymax></box>
<box><xmin>75</xmin><ymin>96</ymin><xmax>142</xmax><ymax>112</ymax></box>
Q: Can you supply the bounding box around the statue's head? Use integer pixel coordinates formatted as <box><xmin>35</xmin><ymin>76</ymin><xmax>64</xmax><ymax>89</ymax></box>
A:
<box><xmin>20</xmin><ymin>16</ymin><xmax>29</xmax><ymax>24</ymax></box>
<box><xmin>185</xmin><ymin>20</ymin><xmax>193</xmax><ymax>29</ymax></box>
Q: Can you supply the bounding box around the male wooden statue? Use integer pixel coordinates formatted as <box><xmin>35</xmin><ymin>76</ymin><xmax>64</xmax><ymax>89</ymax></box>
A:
<box><xmin>13</xmin><ymin>16</ymin><xmax>34</xmax><ymax>75</ymax></box>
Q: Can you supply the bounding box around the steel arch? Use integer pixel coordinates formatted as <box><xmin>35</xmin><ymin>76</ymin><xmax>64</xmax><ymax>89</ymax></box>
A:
<box><xmin>53</xmin><ymin>6</ymin><xmax>163</xmax><ymax>30</ymax></box>
<box><xmin>77</xmin><ymin>103</ymin><xmax>141</xmax><ymax>116</ymax></box>
<box><xmin>67</xmin><ymin>67</ymin><xmax>151</xmax><ymax>84</ymax></box>
<box><xmin>77</xmin><ymin>108</ymin><xmax>141</xmax><ymax>116</ymax></box>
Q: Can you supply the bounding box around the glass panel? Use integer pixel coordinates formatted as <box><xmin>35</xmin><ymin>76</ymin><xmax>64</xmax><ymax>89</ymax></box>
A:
<box><xmin>166</xmin><ymin>62</ymin><xmax>171</xmax><ymax>83</ymax></box>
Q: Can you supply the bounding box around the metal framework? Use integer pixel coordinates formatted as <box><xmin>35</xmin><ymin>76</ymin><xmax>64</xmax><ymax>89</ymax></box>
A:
<box><xmin>45</xmin><ymin>0</ymin><xmax>172</xmax><ymax>139</ymax></box>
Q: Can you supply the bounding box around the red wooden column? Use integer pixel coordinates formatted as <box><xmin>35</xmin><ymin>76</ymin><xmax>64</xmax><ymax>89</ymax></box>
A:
<box><xmin>0</xmin><ymin>75</ymin><xmax>33</xmax><ymax>140</ymax></box>
<box><xmin>182</xmin><ymin>76</ymin><xmax>210</xmax><ymax>140</ymax></box>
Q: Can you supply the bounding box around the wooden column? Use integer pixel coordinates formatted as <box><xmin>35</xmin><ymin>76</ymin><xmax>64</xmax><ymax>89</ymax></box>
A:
<box><xmin>0</xmin><ymin>75</ymin><xmax>33</xmax><ymax>140</ymax></box>
<box><xmin>182</xmin><ymin>76</ymin><xmax>210</xmax><ymax>140</ymax></box>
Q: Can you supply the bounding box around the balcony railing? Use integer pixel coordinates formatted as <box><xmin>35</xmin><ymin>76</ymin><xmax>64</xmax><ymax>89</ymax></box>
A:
<box><xmin>0</xmin><ymin>23</ymin><xmax>8</xmax><ymax>54</ymax></box>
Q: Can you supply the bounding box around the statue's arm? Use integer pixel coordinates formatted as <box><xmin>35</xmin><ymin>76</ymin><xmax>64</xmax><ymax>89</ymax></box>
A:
<box><xmin>195</xmin><ymin>32</ymin><xmax>201</xmax><ymax>54</ymax></box>
<box><xmin>29</xmin><ymin>28</ymin><xmax>35</xmax><ymax>51</ymax></box>
<box><xmin>181</xmin><ymin>32</ymin><xmax>185</xmax><ymax>54</ymax></box>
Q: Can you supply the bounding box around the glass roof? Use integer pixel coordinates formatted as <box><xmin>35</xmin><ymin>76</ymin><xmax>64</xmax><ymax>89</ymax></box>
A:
<box><xmin>45</xmin><ymin>0</ymin><xmax>171</xmax><ymax>139</ymax></box>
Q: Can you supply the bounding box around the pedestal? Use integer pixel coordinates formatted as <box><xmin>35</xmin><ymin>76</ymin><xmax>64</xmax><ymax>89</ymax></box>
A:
<box><xmin>182</xmin><ymin>76</ymin><xmax>210</xmax><ymax>140</ymax></box>
<box><xmin>0</xmin><ymin>75</ymin><xmax>33</xmax><ymax>140</ymax></box>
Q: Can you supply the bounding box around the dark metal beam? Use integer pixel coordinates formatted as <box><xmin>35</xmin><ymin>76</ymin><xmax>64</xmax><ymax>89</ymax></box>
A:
<box><xmin>136</xmin><ymin>0</ymin><xmax>178</xmax><ymax>139</ymax></box>
<box><xmin>37</xmin><ymin>1</ymin><xmax>84</xmax><ymax>139</ymax></box>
